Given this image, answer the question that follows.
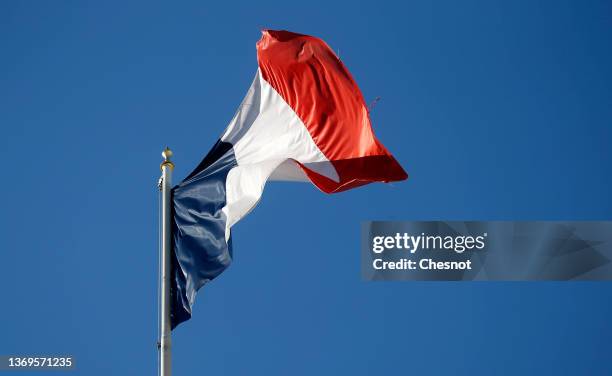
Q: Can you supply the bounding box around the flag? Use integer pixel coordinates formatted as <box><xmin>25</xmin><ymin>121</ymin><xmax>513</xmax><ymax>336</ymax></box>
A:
<box><xmin>170</xmin><ymin>30</ymin><xmax>407</xmax><ymax>328</ymax></box>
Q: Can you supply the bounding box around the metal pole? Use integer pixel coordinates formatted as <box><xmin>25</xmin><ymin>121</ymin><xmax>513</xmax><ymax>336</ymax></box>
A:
<box><xmin>160</xmin><ymin>147</ymin><xmax>174</xmax><ymax>376</ymax></box>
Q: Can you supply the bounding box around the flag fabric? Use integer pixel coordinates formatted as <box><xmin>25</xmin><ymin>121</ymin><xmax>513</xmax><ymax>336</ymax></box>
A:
<box><xmin>170</xmin><ymin>30</ymin><xmax>407</xmax><ymax>328</ymax></box>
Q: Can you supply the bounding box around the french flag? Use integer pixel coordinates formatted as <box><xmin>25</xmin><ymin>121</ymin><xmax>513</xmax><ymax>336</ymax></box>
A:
<box><xmin>171</xmin><ymin>30</ymin><xmax>407</xmax><ymax>328</ymax></box>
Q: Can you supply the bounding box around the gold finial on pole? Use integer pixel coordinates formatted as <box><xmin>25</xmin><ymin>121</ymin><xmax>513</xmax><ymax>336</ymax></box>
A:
<box><xmin>160</xmin><ymin>146</ymin><xmax>175</xmax><ymax>171</ymax></box>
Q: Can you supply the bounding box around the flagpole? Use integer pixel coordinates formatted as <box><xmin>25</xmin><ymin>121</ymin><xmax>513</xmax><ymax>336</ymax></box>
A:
<box><xmin>160</xmin><ymin>147</ymin><xmax>174</xmax><ymax>376</ymax></box>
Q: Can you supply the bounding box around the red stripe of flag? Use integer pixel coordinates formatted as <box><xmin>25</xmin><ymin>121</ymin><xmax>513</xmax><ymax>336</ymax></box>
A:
<box><xmin>257</xmin><ymin>30</ymin><xmax>407</xmax><ymax>193</ymax></box>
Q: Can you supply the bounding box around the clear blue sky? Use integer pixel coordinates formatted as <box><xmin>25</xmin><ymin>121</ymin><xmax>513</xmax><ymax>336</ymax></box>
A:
<box><xmin>1</xmin><ymin>1</ymin><xmax>612</xmax><ymax>375</ymax></box>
